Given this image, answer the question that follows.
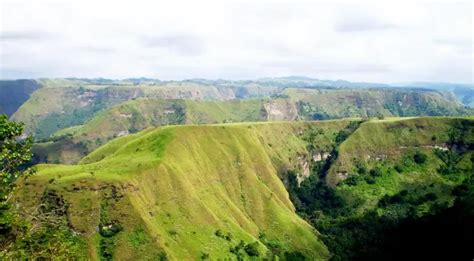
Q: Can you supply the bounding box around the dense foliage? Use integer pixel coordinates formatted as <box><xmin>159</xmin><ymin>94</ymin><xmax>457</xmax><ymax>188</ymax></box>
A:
<box><xmin>0</xmin><ymin>115</ymin><xmax>85</xmax><ymax>259</ymax></box>
<box><xmin>289</xmin><ymin>120</ymin><xmax>474</xmax><ymax>260</ymax></box>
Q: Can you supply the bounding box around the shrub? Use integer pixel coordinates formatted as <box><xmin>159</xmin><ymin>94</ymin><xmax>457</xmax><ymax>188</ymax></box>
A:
<box><xmin>413</xmin><ymin>151</ymin><xmax>427</xmax><ymax>164</ymax></box>
<box><xmin>284</xmin><ymin>251</ymin><xmax>306</xmax><ymax>260</ymax></box>
<box><xmin>201</xmin><ymin>252</ymin><xmax>210</xmax><ymax>260</ymax></box>
<box><xmin>369</xmin><ymin>167</ymin><xmax>382</xmax><ymax>177</ymax></box>
<box><xmin>215</xmin><ymin>229</ymin><xmax>224</xmax><ymax>238</ymax></box>
<box><xmin>168</xmin><ymin>229</ymin><xmax>178</xmax><ymax>236</ymax></box>
<box><xmin>344</xmin><ymin>175</ymin><xmax>361</xmax><ymax>186</ymax></box>
<box><xmin>365</xmin><ymin>176</ymin><xmax>376</xmax><ymax>184</ymax></box>
<box><xmin>99</xmin><ymin>223</ymin><xmax>122</xmax><ymax>238</ymax></box>
<box><xmin>244</xmin><ymin>242</ymin><xmax>259</xmax><ymax>257</ymax></box>
<box><xmin>424</xmin><ymin>192</ymin><xmax>438</xmax><ymax>201</ymax></box>
<box><xmin>394</xmin><ymin>165</ymin><xmax>404</xmax><ymax>173</ymax></box>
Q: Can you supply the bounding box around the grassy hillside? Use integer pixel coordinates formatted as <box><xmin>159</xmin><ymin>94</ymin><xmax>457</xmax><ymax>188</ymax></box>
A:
<box><xmin>9</xmin><ymin>117</ymin><xmax>474</xmax><ymax>259</ymax></box>
<box><xmin>284</xmin><ymin>88</ymin><xmax>468</xmax><ymax>119</ymax></box>
<box><xmin>32</xmin><ymin>98</ymin><xmax>271</xmax><ymax>164</ymax></box>
<box><xmin>32</xmin><ymin>87</ymin><xmax>471</xmax><ymax>164</ymax></box>
<box><xmin>287</xmin><ymin>117</ymin><xmax>473</xmax><ymax>259</ymax></box>
<box><xmin>14</xmin><ymin>121</ymin><xmax>358</xmax><ymax>260</ymax></box>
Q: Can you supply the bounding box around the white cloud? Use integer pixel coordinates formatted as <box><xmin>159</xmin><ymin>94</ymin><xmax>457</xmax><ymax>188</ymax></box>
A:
<box><xmin>0</xmin><ymin>0</ymin><xmax>472</xmax><ymax>83</ymax></box>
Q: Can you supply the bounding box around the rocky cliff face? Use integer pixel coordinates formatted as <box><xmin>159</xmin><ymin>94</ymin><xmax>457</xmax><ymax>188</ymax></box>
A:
<box><xmin>262</xmin><ymin>99</ymin><xmax>298</xmax><ymax>121</ymax></box>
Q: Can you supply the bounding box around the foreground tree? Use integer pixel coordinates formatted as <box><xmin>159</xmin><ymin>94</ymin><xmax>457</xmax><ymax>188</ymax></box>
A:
<box><xmin>0</xmin><ymin>115</ymin><xmax>86</xmax><ymax>259</ymax></box>
<box><xmin>0</xmin><ymin>114</ymin><xmax>34</xmax><ymax>202</ymax></box>
<box><xmin>0</xmin><ymin>114</ymin><xmax>34</xmax><ymax>251</ymax></box>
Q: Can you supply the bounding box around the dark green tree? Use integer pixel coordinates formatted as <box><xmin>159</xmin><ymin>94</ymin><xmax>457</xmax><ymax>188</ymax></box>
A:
<box><xmin>0</xmin><ymin>114</ymin><xmax>34</xmax><ymax>203</ymax></box>
<box><xmin>413</xmin><ymin>151</ymin><xmax>427</xmax><ymax>164</ymax></box>
<box><xmin>0</xmin><ymin>114</ymin><xmax>34</xmax><ymax>249</ymax></box>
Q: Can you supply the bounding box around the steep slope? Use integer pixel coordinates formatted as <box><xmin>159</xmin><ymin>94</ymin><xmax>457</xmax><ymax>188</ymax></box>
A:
<box><xmin>14</xmin><ymin>121</ymin><xmax>355</xmax><ymax>260</ymax></box>
<box><xmin>327</xmin><ymin>117</ymin><xmax>473</xmax><ymax>186</ymax></box>
<box><xmin>285</xmin><ymin>117</ymin><xmax>473</xmax><ymax>259</ymax></box>
<box><xmin>0</xmin><ymin>80</ymin><xmax>40</xmax><ymax>116</ymax></box>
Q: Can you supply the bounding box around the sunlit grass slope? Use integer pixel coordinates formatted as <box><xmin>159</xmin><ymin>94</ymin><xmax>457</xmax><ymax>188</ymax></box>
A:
<box><xmin>17</xmin><ymin>121</ymin><xmax>355</xmax><ymax>260</ymax></box>
<box><xmin>326</xmin><ymin>117</ymin><xmax>474</xmax><ymax>214</ymax></box>
<box><xmin>33</xmin><ymin>98</ymin><xmax>270</xmax><ymax>164</ymax></box>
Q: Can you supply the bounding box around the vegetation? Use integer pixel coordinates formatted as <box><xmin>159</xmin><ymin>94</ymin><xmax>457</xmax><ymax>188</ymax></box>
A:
<box><xmin>3</xmin><ymin>115</ymin><xmax>473</xmax><ymax>259</ymax></box>
<box><xmin>0</xmin><ymin>115</ymin><xmax>86</xmax><ymax>259</ymax></box>
<box><xmin>288</xmin><ymin>117</ymin><xmax>474</xmax><ymax>260</ymax></box>
<box><xmin>9</xmin><ymin>121</ymin><xmax>359</xmax><ymax>259</ymax></box>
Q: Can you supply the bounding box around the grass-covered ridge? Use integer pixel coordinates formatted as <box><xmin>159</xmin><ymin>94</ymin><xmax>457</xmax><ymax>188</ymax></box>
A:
<box><xmin>31</xmin><ymin>98</ymin><xmax>274</xmax><ymax>164</ymax></box>
<box><xmin>32</xmin><ymin>89</ymin><xmax>471</xmax><ymax>165</ymax></box>
<box><xmin>11</xmin><ymin>117</ymin><xmax>474</xmax><ymax>259</ymax></box>
<box><xmin>15</xmin><ymin>121</ymin><xmax>359</xmax><ymax>260</ymax></box>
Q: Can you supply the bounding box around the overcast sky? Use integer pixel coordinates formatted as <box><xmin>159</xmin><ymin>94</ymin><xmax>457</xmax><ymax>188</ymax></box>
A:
<box><xmin>0</xmin><ymin>0</ymin><xmax>472</xmax><ymax>83</ymax></box>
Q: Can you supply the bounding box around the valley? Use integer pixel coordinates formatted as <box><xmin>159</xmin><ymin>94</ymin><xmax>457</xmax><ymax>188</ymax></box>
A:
<box><xmin>0</xmin><ymin>78</ymin><xmax>473</xmax><ymax>260</ymax></box>
<box><xmin>1</xmin><ymin>1</ymin><xmax>473</xmax><ymax>259</ymax></box>
<box><xmin>5</xmin><ymin>116</ymin><xmax>474</xmax><ymax>260</ymax></box>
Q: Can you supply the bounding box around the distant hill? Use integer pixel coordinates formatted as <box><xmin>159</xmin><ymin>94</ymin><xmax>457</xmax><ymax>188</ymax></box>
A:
<box><xmin>393</xmin><ymin>82</ymin><xmax>474</xmax><ymax>107</ymax></box>
<box><xmin>0</xmin><ymin>79</ymin><xmax>39</xmax><ymax>116</ymax></box>
<box><xmin>32</xmin><ymin>87</ymin><xmax>470</xmax><ymax>164</ymax></box>
<box><xmin>0</xmin><ymin>78</ymin><xmax>471</xmax><ymax>142</ymax></box>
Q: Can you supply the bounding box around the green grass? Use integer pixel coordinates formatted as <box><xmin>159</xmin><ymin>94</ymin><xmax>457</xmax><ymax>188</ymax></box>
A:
<box><xmin>13</xmin><ymin>117</ymin><xmax>473</xmax><ymax>259</ymax></box>
<box><xmin>17</xmin><ymin>121</ymin><xmax>360</xmax><ymax>260</ymax></box>
<box><xmin>33</xmin><ymin>98</ymin><xmax>272</xmax><ymax>164</ymax></box>
<box><xmin>328</xmin><ymin>117</ymin><xmax>473</xmax><ymax>212</ymax></box>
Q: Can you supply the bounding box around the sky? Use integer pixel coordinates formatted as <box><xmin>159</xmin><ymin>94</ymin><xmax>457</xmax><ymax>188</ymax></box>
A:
<box><xmin>0</xmin><ymin>0</ymin><xmax>472</xmax><ymax>83</ymax></box>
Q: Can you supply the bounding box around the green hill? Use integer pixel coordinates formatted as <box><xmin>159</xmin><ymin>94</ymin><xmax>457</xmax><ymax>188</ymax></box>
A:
<box><xmin>284</xmin><ymin>87</ymin><xmax>467</xmax><ymax>119</ymax></box>
<box><xmin>31</xmin><ymin>87</ymin><xmax>471</xmax><ymax>165</ymax></box>
<box><xmin>0</xmin><ymin>80</ymin><xmax>40</xmax><ymax>116</ymax></box>
<box><xmin>10</xmin><ymin>80</ymin><xmax>275</xmax><ymax>139</ymax></box>
<box><xmin>32</xmin><ymin>98</ymin><xmax>279</xmax><ymax>164</ymax></box>
<box><xmin>10</xmin><ymin>117</ymin><xmax>474</xmax><ymax>259</ymax></box>
<box><xmin>287</xmin><ymin>117</ymin><xmax>473</xmax><ymax>259</ymax></box>
<box><xmin>9</xmin><ymin>78</ymin><xmax>470</xmax><ymax>141</ymax></box>
<box><xmin>14</xmin><ymin>121</ymin><xmax>357</xmax><ymax>260</ymax></box>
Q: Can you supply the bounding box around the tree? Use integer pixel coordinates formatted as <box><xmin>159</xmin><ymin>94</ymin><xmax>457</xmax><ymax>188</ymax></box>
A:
<box><xmin>0</xmin><ymin>114</ymin><xmax>34</xmax><ymax>245</ymax></box>
<box><xmin>0</xmin><ymin>114</ymin><xmax>34</xmax><ymax>204</ymax></box>
<box><xmin>413</xmin><ymin>151</ymin><xmax>427</xmax><ymax>164</ymax></box>
<box><xmin>244</xmin><ymin>242</ymin><xmax>260</xmax><ymax>257</ymax></box>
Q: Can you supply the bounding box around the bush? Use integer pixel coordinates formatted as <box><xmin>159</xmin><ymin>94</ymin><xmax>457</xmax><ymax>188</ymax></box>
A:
<box><xmin>99</xmin><ymin>223</ymin><xmax>122</xmax><ymax>238</ymax></box>
<box><xmin>369</xmin><ymin>167</ymin><xmax>382</xmax><ymax>177</ymax></box>
<box><xmin>215</xmin><ymin>229</ymin><xmax>224</xmax><ymax>238</ymax></box>
<box><xmin>244</xmin><ymin>242</ymin><xmax>260</xmax><ymax>257</ymax></box>
<box><xmin>414</xmin><ymin>151</ymin><xmax>427</xmax><ymax>164</ymax></box>
<box><xmin>344</xmin><ymin>175</ymin><xmax>361</xmax><ymax>186</ymax></box>
<box><xmin>394</xmin><ymin>165</ymin><xmax>404</xmax><ymax>173</ymax></box>
<box><xmin>424</xmin><ymin>193</ymin><xmax>438</xmax><ymax>201</ymax></box>
<box><xmin>200</xmin><ymin>252</ymin><xmax>210</xmax><ymax>260</ymax></box>
<box><xmin>284</xmin><ymin>251</ymin><xmax>306</xmax><ymax>260</ymax></box>
<box><xmin>365</xmin><ymin>176</ymin><xmax>376</xmax><ymax>184</ymax></box>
